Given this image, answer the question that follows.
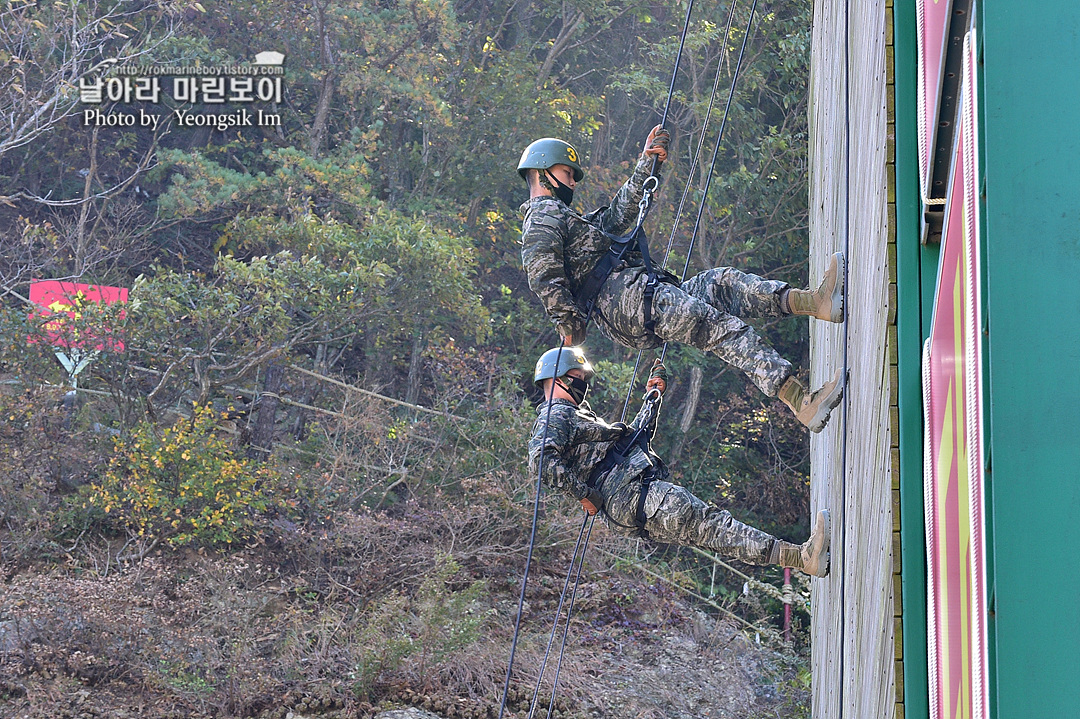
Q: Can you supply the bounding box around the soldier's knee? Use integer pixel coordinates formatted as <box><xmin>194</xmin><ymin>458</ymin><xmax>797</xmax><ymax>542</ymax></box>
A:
<box><xmin>647</xmin><ymin>481</ymin><xmax>705</xmax><ymax>522</ymax></box>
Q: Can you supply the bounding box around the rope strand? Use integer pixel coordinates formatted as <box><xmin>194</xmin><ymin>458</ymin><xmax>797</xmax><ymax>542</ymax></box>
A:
<box><xmin>662</xmin><ymin>0</ymin><xmax>759</xmax><ymax>365</ymax></box>
<box><xmin>498</xmin><ymin>339</ymin><xmax>567</xmax><ymax>719</ymax></box>
<box><xmin>525</xmin><ymin>514</ymin><xmax>591</xmax><ymax>719</ymax></box>
<box><xmin>658</xmin><ymin>1</ymin><xmax>740</xmax><ymax>272</ymax></box>
<box><xmin>837</xmin><ymin>0</ymin><xmax>852</xmax><ymax>713</ymax></box>
<box><xmin>543</xmin><ymin>516</ymin><xmax>595</xmax><ymax>719</ymax></box>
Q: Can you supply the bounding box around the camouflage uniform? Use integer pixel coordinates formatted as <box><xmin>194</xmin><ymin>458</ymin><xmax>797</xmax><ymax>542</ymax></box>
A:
<box><xmin>520</xmin><ymin>156</ymin><xmax>793</xmax><ymax>397</ymax></box>
<box><xmin>527</xmin><ymin>397</ymin><xmax>779</xmax><ymax>564</ymax></box>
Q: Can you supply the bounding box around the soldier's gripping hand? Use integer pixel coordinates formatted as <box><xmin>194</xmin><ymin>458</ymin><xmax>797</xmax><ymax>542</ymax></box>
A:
<box><xmin>642</xmin><ymin>125</ymin><xmax>670</xmax><ymax>165</ymax></box>
<box><xmin>558</xmin><ymin>317</ymin><xmax>588</xmax><ymax>347</ymax></box>
<box><xmin>580</xmin><ymin>488</ymin><xmax>604</xmax><ymax>516</ymax></box>
<box><xmin>645</xmin><ymin>359</ymin><xmax>668</xmax><ymax>396</ymax></box>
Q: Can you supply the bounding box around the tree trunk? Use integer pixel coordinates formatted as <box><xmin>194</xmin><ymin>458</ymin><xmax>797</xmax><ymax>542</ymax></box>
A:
<box><xmin>671</xmin><ymin>365</ymin><xmax>703</xmax><ymax>463</ymax></box>
<box><xmin>308</xmin><ymin>0</ymin><xmax>337</xmax><ymax>158</ymax></box>
<box><xmin>292</xmin><ymin>341</ymin><xmax>327</xmax><ymax>440</ymax></box>
<box><xmin>249</xmin><ymin>362</ymin><xmax>283</xmax><ymax>458</ymax></box>
<box><xmin>405</xmin><ymin>325</ymin><xmax>426</xmax><ymax>405</ymax></box>
<box><xmin>534</xmin><ymin>9</ymin><xmax>584</xmax><ymax>90</ymax></box>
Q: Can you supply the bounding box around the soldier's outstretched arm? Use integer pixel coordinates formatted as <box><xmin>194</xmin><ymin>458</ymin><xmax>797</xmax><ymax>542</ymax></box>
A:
<box><xmin>595</xmin><ymin>125</ymin><xmax>671</xmax><ymax>235</ymax></box>
<box><xmin>521</xmin><ymin>202</ymin><xmax>587</xmax><ymax>341</ymax></box>
<box><xmin>628</xmin><ymin>359</ymin><xmax>668</xmax><ymax>439</ymax></box>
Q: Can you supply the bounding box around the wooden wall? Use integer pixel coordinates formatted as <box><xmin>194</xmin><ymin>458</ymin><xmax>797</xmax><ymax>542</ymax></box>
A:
<box><xmin>808</xmin><ymin>1</ymin><xmax>895</xmax><ymax>718</ymax></box>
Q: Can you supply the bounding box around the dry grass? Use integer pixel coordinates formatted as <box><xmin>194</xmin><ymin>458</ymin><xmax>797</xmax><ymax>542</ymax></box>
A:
<box><xmin>0</xmin><ymin>490</ymin><xmax>807</xmax><ymax>718</ymax></box>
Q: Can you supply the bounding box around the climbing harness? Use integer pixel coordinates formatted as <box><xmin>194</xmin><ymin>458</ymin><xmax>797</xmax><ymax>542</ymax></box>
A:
<box><xmin>572</xmin><ymin>175</ymin><xmax>661</xmax><ymax>323</ymax></box>
<box><xmin>585</xmin><ymin>388</ymin><xmax>663</xmax><ymax>538</ymax></box>
<box><xmin>585</xmin><ymin>388</ymin><xmax>661</xmax><ymax>488</ymax></box>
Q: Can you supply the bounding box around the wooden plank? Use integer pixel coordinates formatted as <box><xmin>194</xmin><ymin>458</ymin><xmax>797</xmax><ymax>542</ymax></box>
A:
<box><xmin>809</xmin><ymin>1</ymin><xmax>895</xmax><ymax>717</ymax></box>
<box><xmin>887</xmin><ymin>235</ymin><xmax>897</xmax><ymax>280</ymax></box>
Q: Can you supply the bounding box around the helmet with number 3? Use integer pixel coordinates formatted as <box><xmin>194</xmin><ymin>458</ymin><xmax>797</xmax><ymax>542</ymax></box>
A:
<box><xmin>533</xmin><ymin>346</ymin><xmax>594</xmax><ymax>387</ymax></box>
<box><xmin>517</xmin><ymin>138</ymin><xmax>584</xmax><ymax>181</ymax></box>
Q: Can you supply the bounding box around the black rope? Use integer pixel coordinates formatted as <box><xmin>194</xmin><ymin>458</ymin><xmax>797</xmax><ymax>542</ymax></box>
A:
<box><xmin>498</xmin><ymin>339</ymin><xmax>566</xmax><ymax>719</ymax></box>
<box><xmin>620</xmin><ymin>0</ymin><xmax>760</xmax><ymax>423</ymax></box>
<box><xmin>658</xmin><ymin>0</ymin><xmax>740</xmax><ymax>273</ymax></box>
<box><xmin>658</xmin><ymin>0</ymin><xmax>698</xmax><ymax>143</ymax></box>
<box><xmin>525</xmin><ymin>514</ymin><xmax>591</xmax><ymax>719</ymax></box>
<box><xmin>543</xmin><ymin>516</ymin><xmax>595</xmax><ymax>719</ymax></box>
<box><xmin>661</xmin><ymin>0</ymin><xmax>758</xmax><ymax>364</ymax></box>
<box><xmin>618</xmin><ymin>353</ymin><xmax>645</xmax><ymax>423</ymax></box>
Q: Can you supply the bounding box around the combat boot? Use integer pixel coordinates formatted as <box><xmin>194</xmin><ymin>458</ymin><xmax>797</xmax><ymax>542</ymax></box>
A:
<box><xmin>777</xmin><ymin>367</ymin><xmax>844</xmax><ymax>433</ymax></box>
<box><xmin>786</xmin><ymin>252</ymin><xmax>845</xmax><ymax>322</ymax></box>
<box><xmin>772</xmin><ymin>509</ymin><xmax>831</xmax><ymax>578</ymax></box>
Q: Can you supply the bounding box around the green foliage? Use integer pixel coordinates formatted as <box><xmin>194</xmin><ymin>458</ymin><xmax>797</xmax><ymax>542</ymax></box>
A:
<box><xmin>350</xmin><ymin>592</ymin><xmax>413</xmax><ymax>699</ymax></box>
<box><xmin>350</xmin><ymin>553</ymin><xmax>487</xmax><ymax>698</ymax></box>
<box><xmin>82</xmin><ymin>404</ymin><xmax>282</xmax><ymax>547</ymax></box>
<box><xmin>154</xmin><ymin>140</ymin><xmax>375</xmax><ymax>220</ymax></box>
<box><xmin>413</xmin><ymin>554</ymin><xmax>488</xmax><ymax>681</ymax></box>
<box><xmin>112</xmin><ymin>242</ymin><xmax>388</xmax><ymax>411</ymax></box>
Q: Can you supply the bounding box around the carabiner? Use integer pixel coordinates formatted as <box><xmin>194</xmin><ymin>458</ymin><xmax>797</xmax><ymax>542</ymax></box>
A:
<box><xmin>638</xmin><ymin>176</ymin><xmax>659</xmax><ymax>215</ymax></box>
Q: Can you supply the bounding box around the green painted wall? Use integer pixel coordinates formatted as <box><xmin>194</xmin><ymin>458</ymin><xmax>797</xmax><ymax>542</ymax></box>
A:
<box><xmin>891</xmin><ymin>3</ymin><xmax>929</xmax><ymax>718</ymax></box>
<box><xmin>980</xmin><ymin>2</ymin><xmax>1080</xmax><ymax>716</ymax></box>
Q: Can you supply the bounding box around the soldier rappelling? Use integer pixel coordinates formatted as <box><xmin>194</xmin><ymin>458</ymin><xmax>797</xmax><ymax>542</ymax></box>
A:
<box><xmin>528</xmin><ymin>346</ymin><xmax>830</xmax><ymax>576</ymax></box>
<box><xmin>517</xmin><ymin>131</ymin><xmax>846</xmax><ymax>432</ymax></box>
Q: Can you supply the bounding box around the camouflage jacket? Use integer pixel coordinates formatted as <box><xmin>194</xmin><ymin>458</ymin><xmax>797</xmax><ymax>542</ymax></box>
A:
<box><xmin>527</xmin><ymin>396</ymin><xmax>666</xmax><ymax>504</ymax></box>
<box><xmin>519</xmin><ymin>154</ymin><xmax>655</xmax><ymax>340</ymax></box>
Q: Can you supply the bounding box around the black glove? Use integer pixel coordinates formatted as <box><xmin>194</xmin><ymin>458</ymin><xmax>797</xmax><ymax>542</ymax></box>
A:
<box><xmin>580</xmin><ymin>488</ymin><xmax>604</xmax><ymax>516</ymax></box>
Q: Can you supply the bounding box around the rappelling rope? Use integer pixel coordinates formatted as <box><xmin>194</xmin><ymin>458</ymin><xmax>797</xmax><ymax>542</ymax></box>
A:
<box><xmin>837</xmin><ymin>0</ymin><xmax>852</xmax><ymax>713</ymax></box>
<box><xmin>540</xmin><ymin>517</ymin><xmax>596</xmax><ymax>719</ymax></box>
<box><xmin>498</xmin><ymin>339</ymin><xmax>566</xmax><ymax>719</ymax></box>
<box><xmin>524</xmin><ymin>513</ymin><xmax>591</xmax><ymax>719</ymax></box>
<box><xmin>661</xmin><ymin>0</ymin><xmax>758</xmax><ymax>365</ymax></box>
<box><xmin>657</xmin><ymin>0</ymin><xmax>739</xmax><ymax>275</ymax></box>
<box><xmin>620</xmin><ymin>0</ymin><xmax>759</xmax><ymax>420</ymax></box>
<box><xmin>615</xmin><ymin>0</ymin><xmax>698</xmax><ymax>422</ymax></box>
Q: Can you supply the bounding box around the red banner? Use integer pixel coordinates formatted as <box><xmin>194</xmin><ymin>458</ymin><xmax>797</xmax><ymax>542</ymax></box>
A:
<box><xmin>923</xmin><ymin>29</ymin><xmax>988</xmax><ymax>719</ymax></box>
<box><xmin>28</xmin><ymin>280</ymin><xmax>128</xmax><ymax>352</ymax></box>
<box><xmin>917</xmin><ymin>0</ymin><xmax>953</xmax><ymax>198</ymax></box>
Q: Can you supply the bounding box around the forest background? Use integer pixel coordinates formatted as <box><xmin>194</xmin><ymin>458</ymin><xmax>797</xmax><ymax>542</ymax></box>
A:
<box><xmin>0</xmin><ymin>0</ymin><xmax>815</xmax><ymax>717</ymax></box>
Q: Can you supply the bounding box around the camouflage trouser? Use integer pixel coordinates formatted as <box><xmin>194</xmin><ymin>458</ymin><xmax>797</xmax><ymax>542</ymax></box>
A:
<box><xmin>594</xmin><ymin>266</ymin><xmax>792</xmax><ymax>396</ymax></box>
<box><xmin>602</xmin><ymin>475</ymin><xmax>777</xmax><ymax>565</ymax></box>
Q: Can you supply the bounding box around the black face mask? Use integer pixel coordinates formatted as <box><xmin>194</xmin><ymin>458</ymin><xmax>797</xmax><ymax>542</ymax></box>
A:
<box><xmin>547</xmin><ymin>172</ymin><xmax>575</xmax><ymax>206</ymax></box>
<box><xmin>558</xmin><ymin>375</ymin><xmax>589</xmax><ymax>404</ymax></box>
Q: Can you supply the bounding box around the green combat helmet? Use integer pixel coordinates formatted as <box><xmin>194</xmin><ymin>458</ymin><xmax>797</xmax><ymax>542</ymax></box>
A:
<box><xmin>518</xmin><ymin>138</ymin><xmax>584</xmax><ymax>182</ymax></box>
<box><xmin>533</xmin><ymin>346</ymin><xmax>594</xmax><ymax>387</ymax></box>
